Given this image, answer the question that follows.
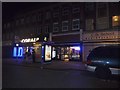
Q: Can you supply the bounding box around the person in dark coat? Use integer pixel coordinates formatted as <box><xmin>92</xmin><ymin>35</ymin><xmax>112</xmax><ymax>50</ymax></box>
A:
<box><xmin>25</xmin><ymin>48</ymin><xmax>31</xmax><ymax>63</ymax></box>
<box><xmin>32</xmin><ymin>49</ymin><xmax>36</xmax><ymax>63</ymax></box>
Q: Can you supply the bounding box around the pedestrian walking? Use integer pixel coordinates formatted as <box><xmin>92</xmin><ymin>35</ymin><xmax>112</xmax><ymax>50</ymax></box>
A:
<box><xmin>25</xmin><ymin>49</ymin><xmax>31</xmax><ymax>63</ymax></box>
<box><xmin>32</xmin><ymin>49</ymin><xmax>36</xmax><ymax>63</ymax></box>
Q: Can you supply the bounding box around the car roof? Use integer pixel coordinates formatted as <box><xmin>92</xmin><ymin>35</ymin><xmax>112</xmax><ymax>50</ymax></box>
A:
<box><xmin>94</xmin><ymin>45</ymin><xmax>120</xmax><ymax>50</ymax></box>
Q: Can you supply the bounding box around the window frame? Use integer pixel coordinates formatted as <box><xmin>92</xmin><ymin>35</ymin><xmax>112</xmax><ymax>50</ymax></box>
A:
<box><xmin>112</xmin><ymin>16</ymin><xmax>120</xmax><ymax>27</ymax></box>
<box><xmin>72</xmin><ymin>6</ymin><xmax>80</xmax><ymax>14</ymax></box>
<box><xmin>62</xmin><ymin>21</ymin><xmax>69</xmax><ymax>31</ymax></box>
<box><xmin>72</xmin><ymin>19</ymin><xmax>80</xmax><ymax>30</ymax></box>
<box><xmin>62</xmin><ymin>7</ymin><xmax>69</xmax><ymax>16</ymax></box>
<box><xmin>53</xmin><ymin>22</ymin><xmax>59</xmax><ymax>32</ymax></box>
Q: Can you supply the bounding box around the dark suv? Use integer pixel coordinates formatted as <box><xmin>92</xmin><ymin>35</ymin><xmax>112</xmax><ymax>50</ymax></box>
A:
<box><xmin>85</xmin><ymin>45</ymin><xmax>120</xmax><ymax>79</ymax></box>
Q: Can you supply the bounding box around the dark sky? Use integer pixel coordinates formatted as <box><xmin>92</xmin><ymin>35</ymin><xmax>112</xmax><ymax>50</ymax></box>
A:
<box><xmin>2</xmin><ymin>2</ymin><xmax>56</xmax><ymax>21</ymax></box>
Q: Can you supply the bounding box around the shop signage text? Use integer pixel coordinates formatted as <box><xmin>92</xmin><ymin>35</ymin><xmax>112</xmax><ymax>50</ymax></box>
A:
<box><xmin>83</xmin><ymin>31</ymin><xmax>120</xmax><ymax>41</ymax></box>
<box><xmin>21</xmin><ymin>38</ymin><xmax>39</xmax><ymax>43</ymax></box>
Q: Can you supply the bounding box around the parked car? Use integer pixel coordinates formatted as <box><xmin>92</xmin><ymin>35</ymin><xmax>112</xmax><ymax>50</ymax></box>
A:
<box><xmin>85</xmin><ymin>45</ymin><xmax>120</xmax><ymax>79</ymax></box>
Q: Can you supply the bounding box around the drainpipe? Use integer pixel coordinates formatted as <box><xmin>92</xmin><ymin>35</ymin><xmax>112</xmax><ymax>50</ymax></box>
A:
<box><xmin>80</xmin><ymin>29</ymin><xmax>83</xmax><ymax>41</ymax></box>
<box><xmin>49</xmin><ymin>33</ymin><xmax>52</xmax><ymax>42</ymax></box>
<box><xmin>80</xmin><ymin>29</ymin><xmax>84</xmax><ymax>63</ymax></box>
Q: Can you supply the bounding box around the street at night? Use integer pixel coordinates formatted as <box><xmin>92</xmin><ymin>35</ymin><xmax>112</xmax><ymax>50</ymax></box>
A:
<box><xmin>2</xmin><ymin>1</ymin><xmax>120</xmax><ymax>89</ymax></box>
<box><xmin>2</xmin><ymin>59</ymin><xmax>119</xmax><ymax>88</ymax></box>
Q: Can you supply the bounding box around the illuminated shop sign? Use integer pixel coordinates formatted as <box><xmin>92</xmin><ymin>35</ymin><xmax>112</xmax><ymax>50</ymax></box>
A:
<box><xmin>45</xmin><ymin>45</ymin><xmax>52</xmax><ymax>61</ymax></box>
<box><xmin>13</xmin><ymin>47</ymin><xmax>23</xmax><ymax>57</ymax></box>
<box><xmin>21</xmin><ymin>38</ymin><xmax>39</xmax><ymax>43</ymax></box>
<box><xmin>52</xmin><ymin>51</ymin><xmax>56</xmax><ymax>58</ymax></box>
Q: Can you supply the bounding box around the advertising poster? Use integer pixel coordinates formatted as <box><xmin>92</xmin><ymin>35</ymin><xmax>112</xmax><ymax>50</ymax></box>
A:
<box><xmin>45</xmin><ymin>45</ymin><xmax>52</xmax><ymax>61</ymax></box>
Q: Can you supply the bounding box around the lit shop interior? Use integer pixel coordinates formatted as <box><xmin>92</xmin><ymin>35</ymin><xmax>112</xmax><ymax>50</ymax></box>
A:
<box><xmin>51</xmin><ymin>43</ymin><xmax>82</xmax><ymax>61</ymax></box>
<box><xmin>13</xmin><ymin>37</ymin><xmax>42</xmax><ymax>62</ymax></box>
<box><xmin>13</xmin><ymin>37</ymin><xmax>82</xmax><ymax>62</ymax></box>
<box><xmin>13</xmin><ymin>36</ymin><xmax>53</xmax><ymax>62</ymax></box>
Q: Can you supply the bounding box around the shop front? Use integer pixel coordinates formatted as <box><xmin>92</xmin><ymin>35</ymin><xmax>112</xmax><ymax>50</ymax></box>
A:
<box><xmin>82</xmin><ymin>30</ymin><xmax>120</xmax><ymax>62</ymax></box>
<box><xmin>52</xmin><ymin>43</ymin><xmax>82</xmax><ymax>61</ymax></box>
<box><xmin>13</xmin><ymin>37</ymin><xmax>42</xmax><ymax>62</ymax></box>
<box><xmin>52</xmin><ymin>32</ymin><xmax>83</xmax><ymax>62</ymax></box>
<box><xmin>12</xmin><ymin>34</ymin><xmax>53</xmax><ymax>63</ymax></box>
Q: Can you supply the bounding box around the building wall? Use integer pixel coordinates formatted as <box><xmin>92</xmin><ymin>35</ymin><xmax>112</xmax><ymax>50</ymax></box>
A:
<box><xmin>2</xmin><ymin>2</ymin><xmax>120</xmax><ymax>60</ymax></box>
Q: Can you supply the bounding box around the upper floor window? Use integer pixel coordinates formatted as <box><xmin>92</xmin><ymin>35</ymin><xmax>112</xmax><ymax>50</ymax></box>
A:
<box><xmin>46</xmin><ymin>11</ymin><xmax>51</xmax><ymax>19</ymax></box>
<box><xmin>85</xmin><ymin>19</ymin><xmax>94</xmax><ymax>30</ymax></box>
<box><xmin>112</xmin><ymin>16</ymin><xmax>120</xmax><ymax>27</ymax></box>
<box><xmin>62</xmin><ymin>7</ymin><xmax>69</xmax><ymax>16</ymax></box>
<box><xmin>53</xmin><ymin>7</ymin><xmax>59</xmax><ymax>18</ymax></box>
<box><xmin>53</xmin><ymin>22</ymin><xmax>59</xmax><ymax>32</ymax></box>
<box><xmin>97</xmin><ymin>3</ymin><xmax>107</xmax><ymax>18</ymax></box>
<box><xmin>62</xmin><ymin>21</ymin><xmax>69</xmax><ymax>31</ymax></box>
<box><xmin>85</xmin><ymin>2</ymin><xmax>94</xmax><ymax>11</ymax></box>
<box><xmin>72</xmin><ymin>6</ymin><xmax>80</xmax><ymax>14</ymax></box>
<box><xmin>72</xmin><ymin>19</ymin><xmax>80</xmax><ymax>30</ymax></box>
<box><xmin>53</xmin><ymin>12</ymin><xmax>59</xmax><ymax>18</ymax></box>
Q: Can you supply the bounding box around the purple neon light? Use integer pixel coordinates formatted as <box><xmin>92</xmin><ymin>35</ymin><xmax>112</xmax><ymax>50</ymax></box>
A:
<box><xmin>70</xmin><ymin>46</ymin><xmax>80</xmax><ymax>50</ymax></box>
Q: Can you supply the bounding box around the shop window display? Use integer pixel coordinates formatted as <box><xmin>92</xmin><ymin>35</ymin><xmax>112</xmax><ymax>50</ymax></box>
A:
<box><xmin>52</xmin><ymin>46</ymin><xmax>81</xmax><ymax>61</ymax></box>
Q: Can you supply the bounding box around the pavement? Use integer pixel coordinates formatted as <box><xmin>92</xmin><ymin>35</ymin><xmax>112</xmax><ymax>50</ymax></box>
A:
<box><xmin>2</xmin><ymin>58</ymin><xmax>86</xmax><ymax>71</ymax></box>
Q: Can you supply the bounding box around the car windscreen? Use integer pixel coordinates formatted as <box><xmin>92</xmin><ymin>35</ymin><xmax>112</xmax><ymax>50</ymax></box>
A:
<box><xmin>88</xmin><ymin>46</ymin><xmax>120</xmax><ymax>59</ymax></box>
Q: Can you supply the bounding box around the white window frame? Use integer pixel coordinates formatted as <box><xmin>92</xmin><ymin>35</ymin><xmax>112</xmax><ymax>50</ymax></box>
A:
<box><xmin>62</xmin><ymin>21</ymin><xmax>69</xmax><ymax>31</ymax></box>
<box><xmin>62</xmin><ymin>7</ymin><xmax>69</xmax><ymax>16</ymax></box>
<box><xmin>72</xmin><ymin>19</ymin><xmax>80</xmax><ymax>30</ymax></box>
<box><xmin>72</xmin><ymin>7</ymin><xmax>80</xmax><ymax>14</ymax></box>
<box><xmin>53</xmin><ymin>22</ymin><xmax>59</xmax><ymax>32</ymax></box>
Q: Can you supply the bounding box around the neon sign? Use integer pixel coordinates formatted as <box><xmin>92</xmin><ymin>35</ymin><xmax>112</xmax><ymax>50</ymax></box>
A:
<box><xmin>21</xmin><ymin>38</ymin><xmax>39</xmax><ymax>43</ymax></box>
<box><xmin>13</xmin><ymin>47</ymin><xmax>23</xmax><ymax>57</ymax></box>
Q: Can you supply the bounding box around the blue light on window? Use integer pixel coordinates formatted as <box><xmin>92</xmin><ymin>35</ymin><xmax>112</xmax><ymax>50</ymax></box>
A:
<box><xmin>13</xmin><ymin>47</ymin><xmax>23</xmax><ymax>57</ymax></box>
<box><xmin>13</xmin><ymin>47</ymin><xmax>17</xmax><ymax>57</ymax></box>
<box><xmin>18</xmin><ymin>47</ymin><xmax>23</xmax><ymax>57</ymax></box>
